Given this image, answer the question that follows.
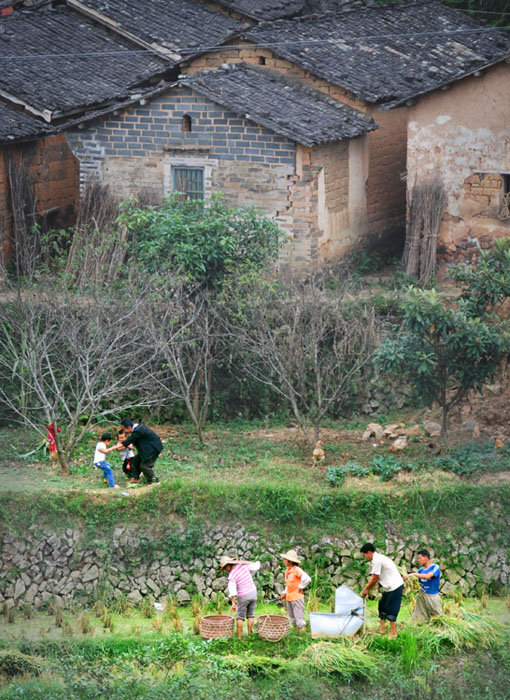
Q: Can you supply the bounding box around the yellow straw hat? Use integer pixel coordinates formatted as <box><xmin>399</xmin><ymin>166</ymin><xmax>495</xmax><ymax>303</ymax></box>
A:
<box><xmin>280</xmin><ymin>549</ymin><xmax>301</xmax><ymax>564</ymax></box>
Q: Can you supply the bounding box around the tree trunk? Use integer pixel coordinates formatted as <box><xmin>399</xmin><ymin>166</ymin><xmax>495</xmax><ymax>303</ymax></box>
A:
<box><xmin>58</xmin><ymin>451</ymin><xmax>70</xmax><ymax>476</ymax></box>
<box><xmin>440</xmin><ymin>405</ymin><xmax>449</xmax><ymax>438</ymax></box>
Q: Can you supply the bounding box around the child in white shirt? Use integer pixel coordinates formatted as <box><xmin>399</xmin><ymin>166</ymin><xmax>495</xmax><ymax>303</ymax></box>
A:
<box><xmin>93</xmin><ymin>433</ymin><xmax>119</xmax><ymax>488</ymax></box>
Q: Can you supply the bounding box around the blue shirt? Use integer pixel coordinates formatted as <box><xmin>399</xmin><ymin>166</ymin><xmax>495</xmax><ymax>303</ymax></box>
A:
<box><xmin>419</xmin><ymin>564</ymin><xmax>440</xmax><ymax>594</ymax></box>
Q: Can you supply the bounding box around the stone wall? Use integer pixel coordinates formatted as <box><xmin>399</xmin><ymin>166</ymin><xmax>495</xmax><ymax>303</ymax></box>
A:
<box><xmin>0</xmin><ymin>521</ymin><xmax>505</xmax><ymax>610</ymax></box>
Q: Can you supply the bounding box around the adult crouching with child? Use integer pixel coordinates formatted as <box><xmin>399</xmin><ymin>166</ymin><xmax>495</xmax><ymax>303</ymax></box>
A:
<box><xmin>118</xmin><ymin>419</ymin><xmax>162</xmax><ymax>485</ymax></box>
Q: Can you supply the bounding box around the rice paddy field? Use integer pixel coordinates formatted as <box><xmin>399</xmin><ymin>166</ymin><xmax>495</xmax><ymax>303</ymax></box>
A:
<box><xmin>0</xmin><ymin>596</ymin><xmax>508</xmax><ymax>699</ymax></box>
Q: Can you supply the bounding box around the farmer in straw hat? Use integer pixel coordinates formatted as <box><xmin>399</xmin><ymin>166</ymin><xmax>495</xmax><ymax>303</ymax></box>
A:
<box><xmin>219</xmin><ymin>555</ymin><xmax>260</xmax><ymax>639</ymax></box>
<box><xmin>279</xmin><ymin>550</ymin><xmax>311</xmax><ymax>632</ymax></box>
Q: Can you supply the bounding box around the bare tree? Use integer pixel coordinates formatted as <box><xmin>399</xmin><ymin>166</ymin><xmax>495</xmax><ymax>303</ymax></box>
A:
<box><xmin>222</xmin><ymin>271</ymin><xmax>378</xmax><ymax>444</ymax></box>
<box><xmin>0</xmin><ymin>275</ymin><xmax>157</xmax><ymax>474</ymax></box>
<box><xmin>144</xmin><ymin>284</ymin><xmax>220</xmax><ymax>443</ymax></box>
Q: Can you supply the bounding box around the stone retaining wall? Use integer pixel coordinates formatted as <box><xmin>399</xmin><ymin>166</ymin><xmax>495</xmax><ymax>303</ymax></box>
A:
<box><xmin>0</xmin><ymin>522</ymin><xmax>506</xmax><ymax>610</ymax></box>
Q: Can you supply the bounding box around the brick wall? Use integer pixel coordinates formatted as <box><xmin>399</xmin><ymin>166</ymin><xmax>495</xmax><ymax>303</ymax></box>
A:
<box><xmin>185</xmin><ymin>43</ymin><xmax>367</xmax><ymax>112</ymax></box>
<box><xmin>0</xmin><ymin>134</ymin><xmax>79</xmax><ymax>266</ymax></box>
<box><xmin>66</xmin><ymin>87</ymin><xmax>298</xmax><ymax>246</ymax></box>
<box><xmin>186</xmin><ymin>43</ymin><xmax>408</xmax><ymax>252</ymax></box>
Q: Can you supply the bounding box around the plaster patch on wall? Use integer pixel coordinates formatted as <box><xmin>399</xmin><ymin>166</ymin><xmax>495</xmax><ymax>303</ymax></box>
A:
<box><xmin>435</xmin><ymin>115</ymin><xmax>452</xmax><ymax>125</ymax></box>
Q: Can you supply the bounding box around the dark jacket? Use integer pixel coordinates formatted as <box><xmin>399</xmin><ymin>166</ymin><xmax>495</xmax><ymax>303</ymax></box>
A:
<box><xmin>122</xmin><ymin>424</ymin><xmax>162</xmax><ymax>462</ymax></box>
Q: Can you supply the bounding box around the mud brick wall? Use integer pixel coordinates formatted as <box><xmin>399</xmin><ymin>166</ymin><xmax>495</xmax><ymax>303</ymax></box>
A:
<box><xmin>0</xmin><ymin>134</ymin><xmax>79</xmax><ymax>266</ymax></box>
<box><xmin>365</xmin><ymin>106</ymin><xmax>407</xmax><ymax>248</ymax></box>
<box><xmin>186</xmin><ymin>44</ymin><xmax>407</xmax><ymax>250</ymax></box>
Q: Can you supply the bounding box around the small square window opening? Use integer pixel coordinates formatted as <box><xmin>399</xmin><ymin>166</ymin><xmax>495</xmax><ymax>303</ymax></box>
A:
<box><xmin>172</xmin><ymin>167</ymin><xmax>204</xmax><ymax>200</ymax></box>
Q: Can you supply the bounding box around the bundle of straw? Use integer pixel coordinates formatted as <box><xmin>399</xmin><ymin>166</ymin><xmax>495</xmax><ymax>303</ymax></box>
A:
<box><xmin>431</xmin><ymin>611</ymin><xmax>503</xmax><ymax>650</ymax></box>
<box><xmin>300</xmin><ymin>641</ymin><xmax>378</xmax><ymax>680</ymax></box>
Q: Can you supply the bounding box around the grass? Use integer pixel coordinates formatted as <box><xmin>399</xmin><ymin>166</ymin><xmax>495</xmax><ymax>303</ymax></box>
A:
<box><xmin>0</xmin><ymin>599</ymin><xmax>508</xmax><ymax>699</ymax></box>
<box><xmin>1</xmin><ymin>417</ymin><xmax>509</xmax><ymax>545</ymax></box>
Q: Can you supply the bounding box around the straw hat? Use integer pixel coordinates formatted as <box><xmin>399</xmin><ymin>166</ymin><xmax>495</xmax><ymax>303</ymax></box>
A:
<box><xmin>218</xmin><ymin>555</ymin><xmax>250</xmax><ymax>570</ymax></box>
<box><xmin>280</xmin><ymin>549</ymin><xmax>301</xmax><ymax>564</ymax></box>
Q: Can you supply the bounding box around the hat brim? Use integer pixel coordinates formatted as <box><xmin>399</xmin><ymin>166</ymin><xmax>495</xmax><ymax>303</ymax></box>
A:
<box><xmin>279</xmin><ymin>553</ymin><xmax>301</xmax><ymax>564</ymax></box>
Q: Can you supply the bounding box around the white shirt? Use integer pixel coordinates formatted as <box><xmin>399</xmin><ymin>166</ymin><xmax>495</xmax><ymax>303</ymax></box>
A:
<box><xmin>120</xmin><ymin>446</ymin><xmax>135</xmax><ymax>460</ymax></box>
<box><xmin>370</xmin><ymin>551</ymin><xmax>404</xmax><ymax>591</ymax></box>
<box><xmin>93</xmin><ymin>441</ymin><xmax>108</xmax><ymax>464</ymax></box>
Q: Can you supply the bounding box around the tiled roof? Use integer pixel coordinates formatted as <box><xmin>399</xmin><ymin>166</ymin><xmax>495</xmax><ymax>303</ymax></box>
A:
<box><xmin>212</xmin><ymin>0</ymin><xmax>304</xmax><ymax>21</ymax></box>
<box><xmin>71</xmin><ymin>0</ymin><xmax>244</xmax><ymax>55</ymax></box>
<box><xmin>245</xmin><ymin>0</ymin><xmax>510</xmax><ymax>104</ymax></box>
<box><xmin>0</xmin><ymin>99</ymin><xmax>50</xmax><ymax>141</ymax></box>
<box><xmin>0</xmin><ymin>4</ymin><xmax>168</xmax><ymax>118</ymax></box>
<box><xmin>180</xmin><ymin>62</ymin><xmax>377</xmax><ymax>145</ymax></box>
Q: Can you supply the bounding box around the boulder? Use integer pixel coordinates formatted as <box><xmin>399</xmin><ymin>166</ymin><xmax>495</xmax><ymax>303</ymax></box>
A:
<box><xmin>176</xmin><ymin>589</ymin><xmax>191</xmax><ymax>605</ymax></box>
<box><xmin>424</xmin><ymin>421</ymin><xmax>441</xmax><ymax>437</ymax></box>
<box><xmin>127</xmin><ymin>590</ymin><xmax>143</xmax><ymax>605</ymax></box>
<box><xmin>363</xmin><ymin>423</ymin><xmax>384</xmax><ymax>441</ymax></box>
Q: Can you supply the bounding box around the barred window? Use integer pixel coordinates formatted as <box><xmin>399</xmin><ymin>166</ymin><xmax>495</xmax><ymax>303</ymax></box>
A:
<box><xmin>172</xmin><ymin>167</ymin><xmax>204</xmax><ymax>201</ymax></box>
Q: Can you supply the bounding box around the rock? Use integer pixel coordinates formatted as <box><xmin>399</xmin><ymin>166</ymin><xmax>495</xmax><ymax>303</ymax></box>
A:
<box><xmin>127</xmin><ymin>590</ymin><xmax>143</xmax><ymax>605</ymax></box>
<box><xmin>212</xmin><ymin>577</ymin><xmax>227</xmax><ymax>592</ymax></box>
<box><xmin>364</xmin><ymin>423</ymin><xmax>384</xmax><ymax>441</ymax></box>
<box><xmin>403</xmin><ymin>424</ymin><xmax>421</xmax><ymax>437</ymax></box>
<box><xmin>445</xmin><ymin>570</ymin><xmax>462</xmax><ymax>585</ymax></box>
<box><xmin>192</xmin><ymin>573</ymin><xmax>206</xmax><ymax>594</ymax></box>
<box><xmin>176</xmin><ymin>589</ymin><xmax>191</xmax><ymax>605</ymax></box>
<box><xmin>146</xmin><ymin>579</ymin><xmax>161</xmax><ymax>598</ymax></box>
<box><xmin>494</xmin><ymin>438</ymin><xmax>504</xmax><ymax>449</ymax></box>
<box><xmin>82</xmin><ymin>565</ymin><xmax>99</xmax><ymax>583</ymax></box>
<box><xmin>424</xmin><ymin>421</ymin><xmax>441</xmax><ymax>437</ymax></box>
<box><xmin>13</xmin><ymin>580</ymin><xmax>26</xmax><ymax>600</ymax></box>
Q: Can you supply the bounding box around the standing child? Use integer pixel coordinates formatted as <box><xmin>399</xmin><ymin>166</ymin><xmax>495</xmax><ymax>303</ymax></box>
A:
<box><xmin>117</xmin><ymin>429</ymin><xmax>141</xmax><ymax>483</ymax></box>
<box><xmin>93</xmin><ymin>433</ymin><xmax>119</xmax><ymax>489</ymax></box>
<box><xmin>279</xmin><ymin>549</ymin><xmax>311</xmax><ymax>632</ymax></box>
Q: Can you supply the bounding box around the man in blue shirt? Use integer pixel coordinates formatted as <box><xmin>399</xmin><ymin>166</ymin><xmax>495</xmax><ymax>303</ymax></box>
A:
<box><xmin>403</xmin><ymin>549</ymin><xmax>442</xmax><ymax>621</ymax></box>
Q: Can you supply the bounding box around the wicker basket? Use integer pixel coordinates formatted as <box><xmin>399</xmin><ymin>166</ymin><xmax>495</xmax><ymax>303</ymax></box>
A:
<box><xmin>257</xmin><ymin>614</ymin><xmax>290</xmax><ymax>642</ymax></box>
<box><xmin>199</xmin><ymin>614</ymin><xmax>235</xmax><ymax>639</ymax></box>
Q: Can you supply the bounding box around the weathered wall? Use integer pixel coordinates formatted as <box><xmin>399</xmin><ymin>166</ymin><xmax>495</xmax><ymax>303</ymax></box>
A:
<box><xmin>366</xmin><ymin>106</ymin><xmax>407</xmax><ymax>250</ymax></box>
<box><xmin>0</xmin><ymin>134</ymin><xmax>78</xmax><ymax>266</ymax></box>
<box><xmin>0</xmin><ymin>522</ymin><xmax>505</xmax><ymax>610</ymax></box>
<box><xmin>66</xmin><ymin>88</ymin><xmax>363</xmax><ymax>270</ymax></box>
<box><xmin>406</xmin><ymin>62</ymin><xmax>510</xmax><ymax>269</ymax></box>
<box><xmin>186</xmin><ymin>44</ymin><xmax>407</xmax><ymax>253</ymax></box>
<box><xmin>66</xmin><ymin>88</ymin><xmax>295</xmax><ymax>229</ymax></box>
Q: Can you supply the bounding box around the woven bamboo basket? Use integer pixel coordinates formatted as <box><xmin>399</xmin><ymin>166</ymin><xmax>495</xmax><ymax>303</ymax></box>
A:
<box><xmin>257</xmin><ymin>614</ymin><xmax>290</xmax><ymax>642</ymax></box>
<box><xmin>199</xmin><ymin>614</ymin><xmax>235</xmax><ymax>639</ymax></box>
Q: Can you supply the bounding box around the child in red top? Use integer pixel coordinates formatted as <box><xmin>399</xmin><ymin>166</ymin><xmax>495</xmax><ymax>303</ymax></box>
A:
<box><xmin>279</xmin><ymin>549</ymin><xmax>311</xmax><ymax>631</ymax></box>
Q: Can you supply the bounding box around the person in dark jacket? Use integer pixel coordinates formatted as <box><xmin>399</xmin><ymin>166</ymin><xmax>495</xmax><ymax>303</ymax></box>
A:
<box><xmin>119</xmin><ymin>419</ymin><xmax>162</xmax><ymax>485</ymax></box>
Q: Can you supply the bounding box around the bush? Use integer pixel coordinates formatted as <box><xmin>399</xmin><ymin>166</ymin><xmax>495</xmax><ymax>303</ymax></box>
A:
<box><xmin>435</xmin><ymin>441</ymin><xmax>510</xmax><ymax>477</ymax></box>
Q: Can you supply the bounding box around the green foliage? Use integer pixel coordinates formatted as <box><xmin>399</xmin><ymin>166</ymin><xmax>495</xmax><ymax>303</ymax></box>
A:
<box><xmin>435</xmin><ymin>441</ymin><xmax>510</xmax><ymax>477</ymax></box>
<box><xmin>375</xmin><ymin>281</ymin><xmax>510</xmax><ymax>434</ymax></box>
<box><xmin>327</xmin><ymin>455</ymin><xmax>421</xmax><ymax>484</ymax></box>
<box><xmin>117</xmin><ymin>194</ymin><xmax>287</xmax><ymax>285</ymax></box>
<box><xmin>450</xmin><ymin>238</ymin><xmax>510</xmax><ymax>315</ymax></box>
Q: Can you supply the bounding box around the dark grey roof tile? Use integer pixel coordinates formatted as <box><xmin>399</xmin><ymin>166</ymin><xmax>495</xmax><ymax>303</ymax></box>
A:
<box><xmin>76</xmin><ymin>0</ymin><xmax>243</xmax><ymax>53</ymax></box>
<box><xmin>245</xmin><ymin>0</ymin><xmax>510</xmax><ymax>104</ymax></box>
<box><xmin>180</xmin><ymin>62</ymin><xmax>376</xmax><ymax>145</ymax></box>
<box><xmin>0</xmin><ymin>4</ymin><xmax>168</xmax><ymax>117</ymax></box>
<box><xmin>0</xmin><ymin>99</ymin><xmax>49</xmax><ymax>141</ymax></box>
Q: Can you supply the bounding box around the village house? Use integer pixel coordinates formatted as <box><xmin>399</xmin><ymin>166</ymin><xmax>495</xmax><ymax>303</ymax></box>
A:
<box><xmin>389</xmin><ymin>60</ymin><xmax>510</xmax><ymax>271</ymax></box>
<box><xmin>1</xmin><ymin>0</ymin><xmax>509</xmax><ymax>272</ymax></box>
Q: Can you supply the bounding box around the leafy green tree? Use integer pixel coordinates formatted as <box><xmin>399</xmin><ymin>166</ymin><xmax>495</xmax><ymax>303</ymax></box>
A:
<box><xmin>375</xmin><ymin>243</ymin><xmax>510</xmax><ymax>435</ymax></box>
<box><xmin>117</xmin><ymin>194</ymin><xmax>287</xmax><ymax>286</ymax></box>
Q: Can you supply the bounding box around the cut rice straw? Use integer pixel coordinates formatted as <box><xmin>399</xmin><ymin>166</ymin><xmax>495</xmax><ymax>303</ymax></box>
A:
<box><xmin>300</xmin><ymin>641</ymin><xmax>379</xmax><ymax>680</ymax></box>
